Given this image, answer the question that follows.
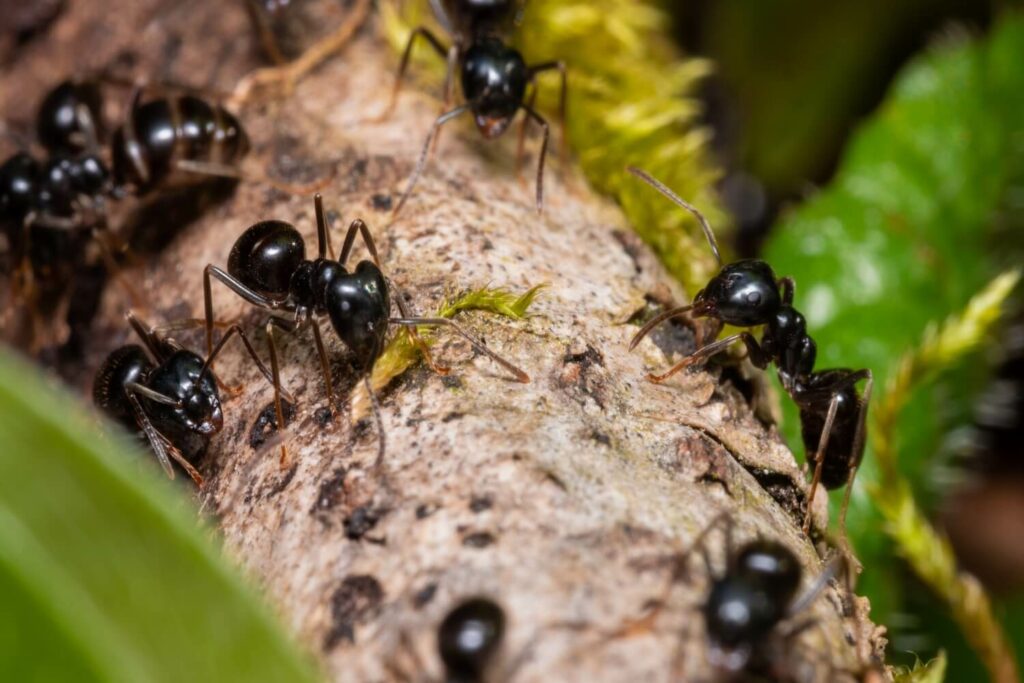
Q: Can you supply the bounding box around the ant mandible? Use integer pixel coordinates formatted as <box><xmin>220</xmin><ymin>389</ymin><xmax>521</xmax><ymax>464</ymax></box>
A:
<box><xmin>385</xmin><ymin>0</ymin><xmax>566</xmax><ymax>215</ymax></box>
<box><xmin>93</xmin><ymin>312</ymin><xmax>285</xmax><ymax>487</ymax></box>
<box><xmin>625</xmin><ymin>167</ymin><xmax>873</xmax><ymax>539</ymax></box>
<box><xmin>202</xmin><ymin>193</ymin><xmax>529</xmax><ymax>467</ymax></box>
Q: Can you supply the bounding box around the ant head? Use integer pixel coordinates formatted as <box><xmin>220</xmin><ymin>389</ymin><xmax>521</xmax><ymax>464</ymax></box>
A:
<box><xmin>694</xmin><ymin>260</ymin><xmax>781</xmax><ymax>326</ymax></box>
<box><xmin>323</xmin><ymin>260</ymin><xmax>390</xmax><ymax>366</ymax></box>
<box><xmin>0</xmin><ymin>152</ymin><xmax>41</xmax><ymax>222</ymax></box>
<box><xmin>148</xmin><ymin>350</ymin><xmax>224</xmax><ymax>436</ymax></box>
<box><xmin>438</xmin><ymin>597</ymin><xmax>505</xmax><ymax>680</ymax></box>
<box><xmin>36</xmin><ymin>79</ymin><xmax>104</xmax><ymax>155</ymax></box>
<box><xmin>462</xmin><ymin>37</ymin><xmax>528</xmax><ymax>138</ymax></box>
<box><xmin>228</xmin><ymin>220</ymin><xmax>307</xmax><ymax>297</ymax></box>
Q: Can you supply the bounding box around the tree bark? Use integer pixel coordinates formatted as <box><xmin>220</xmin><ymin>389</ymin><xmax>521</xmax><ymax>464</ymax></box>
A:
<box><xmin>1</xmin><ymin>1</ymin><xmax>887</xmax><ymax>680</ymax></box>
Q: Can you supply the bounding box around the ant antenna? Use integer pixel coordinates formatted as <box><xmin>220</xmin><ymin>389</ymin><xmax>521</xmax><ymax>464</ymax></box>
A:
<box><xmin>626</xmin><ymin>166</ymin><xmax>722</xmax><ymax>267</ymax></box>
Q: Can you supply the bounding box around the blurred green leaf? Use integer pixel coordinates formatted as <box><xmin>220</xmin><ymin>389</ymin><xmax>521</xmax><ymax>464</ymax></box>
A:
<box><xmin>0</xmin><ymin>350</ymin><xmax>320</xmax><ymax>683</ymax></box>
<box><xmin>763</xmin><ymin>11</ymin><xmax>1024</xmax><ymax>677</ymax></box>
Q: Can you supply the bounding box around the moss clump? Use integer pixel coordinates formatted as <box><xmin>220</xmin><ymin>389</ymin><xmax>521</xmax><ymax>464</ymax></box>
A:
<box><xmin>351</xmin><ymin>285</ymin><xmax>544</xmax><ymax>417</ymax></box>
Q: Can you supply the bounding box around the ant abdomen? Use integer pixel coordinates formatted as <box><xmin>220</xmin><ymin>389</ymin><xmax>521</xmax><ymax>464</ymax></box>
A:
<box><xmin>796</xmin><ymin>372</ymin><xmax>864</xmax><ymax>489</ymax></box>
<box><xmin>228</xmin><ymin>219</ymin><xmax>306</xmax><ymax>296</ymax></box>
<box><xmin>36</xmin><ymin>79</ymin><xmax>105</xmax><ymax>155</ymax></box>
<box><xmin>93</xmin><ymin>344</ymin><xmax>153</xmax><ymax>424</ymax></box>
<box><xmin>111</xmin><ymin>95</ymin><xmax>249</xmax><ymax>192</ymax></box>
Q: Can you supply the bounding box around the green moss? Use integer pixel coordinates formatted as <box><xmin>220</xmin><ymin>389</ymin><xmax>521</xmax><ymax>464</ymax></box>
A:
<box><xmin>380</xmin><ymin>0</ymin><xmax>725</xmax><ymax>294</ymax></box>
<box><xmin>366</xmin><ymin>284</ymin><xmax>544</xmax><ymax>396</ymax></box>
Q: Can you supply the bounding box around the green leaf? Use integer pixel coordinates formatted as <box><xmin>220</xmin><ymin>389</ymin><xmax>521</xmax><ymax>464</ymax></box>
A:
<box><xmin>0</xmin><ymin>350</ymin><xmax>320</xmax><ymax>683</ymax></box>
<box><xmin>762</xmin><ymin>12</ymin><xmax>1024</xmax><ymax>678</ymax></box>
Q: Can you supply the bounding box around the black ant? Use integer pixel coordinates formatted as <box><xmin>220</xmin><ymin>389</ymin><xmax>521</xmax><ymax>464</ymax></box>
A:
<box><xmin>625</xmin><ymin>168</ymin><xmax>873</xmax><ymax>539</ymax></box>
<box><xmin>386</xmin><ymin>0</ymin><xmax>566</xmax><ymax>215</ymax></box>
<box><xmin>93</xmin><ymin>311</ymin><xmax>284</xmax><ymax>487</ymax></box>
<box><xmin>202</xmin><ymin>193</ymin><xmax>529</xmax><ymax>466</ymax></box>
<box><xmin>619</xmin><ymin>515</ymin><xmax>854</xmax><ymax>681</ymax></box>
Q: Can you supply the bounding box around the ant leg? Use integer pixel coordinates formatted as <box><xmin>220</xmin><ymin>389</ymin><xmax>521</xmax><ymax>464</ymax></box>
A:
<box><xmin>387</xmin><ymin>281</ymin><xmax>451</xmax><ymax>376</ymax></box>
<box><xmin>204</xmin><ymin>264</ymin><xmax>280</xmax><ymax>356</ymax></box>
<box><xmin>788</xmin><ymin>554</ymin><xmax>847</xmax><ymax>617</ymax></box>
<box><xmin>377</xmin><ymin>26</ymin><xmax>450</xmax><ymax>121</ymax></box>
<box><xmin>338</xmin><ymin>218</ymin><xmax>381</xmax><ymax>268</ymax></box>
<box><xmin>779</xmin><ymin>276</ymin><xmax>795</xmax><ymax>305</ymax></box>
<box><xmin>803</xmin><ymin>393</ymin><xmax>841</xmax><ymax>535</ymax></box>
<box><xmin>309</xmin><ymin>321</ymin><xmax>337</xmax><ymax>411</ymax></box>
<box><xmin>389</xmin><ymin>316</ymin><xmax>529</xmax><ymax>382</ymax></box>
<box><xmin>521</xmin><ymin>105</ymin><xmax>551</xmax><ymax>214</ymax></box>
<box><xmin>838</xmin><ymin>372</ymin><xmax>873</xmax><ymax>547</ymax></box>
<box><xmin>628</xmin><ymin>304</ymin><xmax>694</xmax><ymax>350</ymax></box>
<box><xmin>312</xmin><ymin>194</ymin><xmax>335</xmax><ymax>260</ymax></box>
<box><xmin>200</xmin><ymin>323</ymin><xmax>297</xmax><ymax>404</ymax></box>
<box><xmin>124</xmin><ymin>386</ymin><xmax>204</xmax><ymax>486</ymax></box>
<box><xmin>125</xmin><ymin>311</ymin><xmax>176</xmax><ymax>361</ymax></box>
<box><xmin>528</xmin><ymin>60</ymin><xmax>568</xmax><ymax>159</ymax></box>
<box><xmin>393</xmin><ymin>105</ymin><xmax>469</xmax><ymax>218</ymax></box>
<box><xmin>515</xmin><ymin>86</ymin><xmax>538</xmax><ymax>183</ymax></box>
<box><xmin>645</xmin><ymin>332</ymin><xmax>765</xmax><ymax>383</ymax></box>
<box><xmin>264</xmin><ymin>321</ymin><xmax>290</xmax><ymax>467</ymax></box>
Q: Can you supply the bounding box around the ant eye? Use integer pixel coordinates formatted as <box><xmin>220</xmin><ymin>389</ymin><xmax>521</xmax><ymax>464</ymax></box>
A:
<box><xmin>746</xmin><ymin>291</ymin><xmax>762</xmax><ymax>305</ymax></box>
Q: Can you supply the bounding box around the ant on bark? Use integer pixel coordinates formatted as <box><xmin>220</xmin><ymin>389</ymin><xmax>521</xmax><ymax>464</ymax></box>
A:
<box><xmin>384</xmin><ymin>0</ymin><xmax>566</xmax><ymax>216</ymax></box>
<box><xmin>202</xmin><ymin>193</ymin><xmax>529</xmax><ymax>467</ymax></box>
<box><xmin>93</xmin><ymin>311</ymin><xmax>284</xmax><ymax>487</ymax></box>
<box><xmin>2</xmin><ymin>77</ymin><xmax>252</xmax><ymax>346</ymax></box>
<box><xmin>625</xmin><ymin>167</ymin><xmax>873</xmax><ymax>541</ymax></box>
<box><xmin>620</xmin><ymin>514</ymin><xmax>858</xmax><ymax>681</ymax></box>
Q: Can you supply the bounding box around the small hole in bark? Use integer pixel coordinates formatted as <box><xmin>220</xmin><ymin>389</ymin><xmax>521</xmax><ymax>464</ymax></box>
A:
<box><xmin>413</xmin><ymin>583</ymin><xmax>438</xmax><ymax>609</ymax></box>
<box><xmin>462</xmin><ymin>531</ymin><xmax>495</xmax><ymax>548</ymax></box>
<box><xmin>323</xmin><ymin>575</ymin><xmax>384</xmax><ymax>650</ymax></box>
<box><xmin>249</xmin><ymin>398</ymin><xmax>297</xmax><ymax>450</ymax></box>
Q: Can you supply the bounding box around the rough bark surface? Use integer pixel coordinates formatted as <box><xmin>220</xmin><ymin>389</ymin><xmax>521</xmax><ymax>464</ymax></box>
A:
<box><xmin>1</xmin><ymin>1</ymin><xmax>887</xmax><ymax>681</ymax></box>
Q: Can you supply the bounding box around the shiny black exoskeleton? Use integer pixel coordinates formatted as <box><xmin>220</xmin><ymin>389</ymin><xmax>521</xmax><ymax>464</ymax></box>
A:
<box><xmin>704</xmin><ymin>540</ymin><xmax>801</xmax><ymax>671</ymax></box>
<box><xmin>438</xmin><ymin>598</ymin><xmax>506</xmax><ymax>682</ymax></box>
<box><xmin>684</xmin><ymin>517</ymin><xmax>849</xmax><ymax>677</ymax></box>
<box><xmin>93</xmin><ymin>312</ymin><xmax>278</xmax><ymax>486</ymax></box>
<box><xmin>36</xmin><ymin>79</ymin><xmax>105</xmax><ymax>155</ymax></box>
<box><xmin>203</xmin><ymin>194</ymin><xmax>528</xmax><ymax>466</ymax></box>
<box><xmin>110</xmin><ymin>91</ymin><xmax>249</xmax><ymax>194</ymax></box>
<box><xmin>626</xmin><ymin>167</ymin><xmax>873</xmax><ymax>536</ymax></box>
<box><xmin>389</xmin><ymin>0</ymin><xmax>565</xmax><ymax>214</ymax></box>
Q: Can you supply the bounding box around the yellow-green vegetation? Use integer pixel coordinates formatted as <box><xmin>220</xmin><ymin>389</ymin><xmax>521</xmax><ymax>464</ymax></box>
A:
<box><xmin>870</xmin><ymin>269</ymin><xmax>1021</xmax><ymax>683</ymax></box>
<box><xmin>893</xmin><ymin>652</ymin><xmax>948</xmax><ymax>683</ymax></box>
<box><xmin>380</xmin><ymin>0</ymin><xmax>725</xmax><ymax>294</ymax></box>
<box><xmin>351</xmin><ymin>285</ymin><xmax>544</xmax><ymax>417</ymax></box>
